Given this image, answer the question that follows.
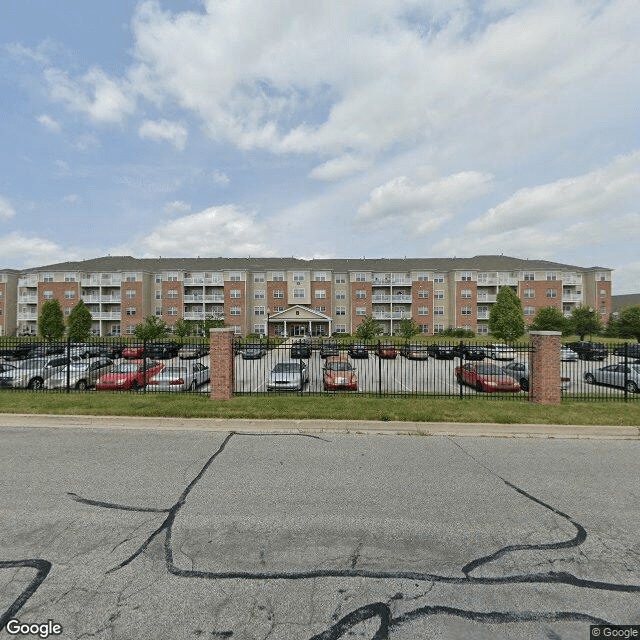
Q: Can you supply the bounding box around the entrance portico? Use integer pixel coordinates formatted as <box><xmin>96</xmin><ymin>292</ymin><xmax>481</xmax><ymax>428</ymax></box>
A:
<box><xmin>268</xmin><ymin>305</ymin><xmax>332</xmax><ymax>338</ymax></box>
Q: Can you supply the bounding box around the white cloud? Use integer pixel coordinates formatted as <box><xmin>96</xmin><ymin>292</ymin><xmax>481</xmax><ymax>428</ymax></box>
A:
<box><xmin>612</xmin><ymin>261</ymin><xmax>640</xmax><ymax>295</ymax></box>
<box><xmin>163</xmin><ymin>200</ymin><xmax>191</xmax><ymax>214</ymax></box>
<box><xmin>309</xmin><ymin>155</ymin><xmax>372</xmax><ymax>181</ymax></box>
<box><xmin>0</xmin><ymin>196</ymin><xmax>16</xmax><ymax>220</ymax></box>
<box><xmin>139</xmin><ymin>119</ymin><xmax>188</xmax><ymax>150</ymax></box>
<box><xmin>0</xmin><ymin>232</ymin><xmax>72</xmax><ymax>267</ymax></box>
<box><xmin>211</xmin><ymin>170</ymin><xmax>230</xmax><ymax>186</ymax></box>
<box><xmin>36</xmin><ymin>114</ymin><xmax>62</xmax><ymax>133</ymax></box>
<box><xmin>62</xmin><ymin>194</ymin><xmax>79</xmax><ymax>205</ymax></box>
<box><xmin>131</xmin><ymin>205</ymin><xmax>274</xmax><ymax>257</ymax></box>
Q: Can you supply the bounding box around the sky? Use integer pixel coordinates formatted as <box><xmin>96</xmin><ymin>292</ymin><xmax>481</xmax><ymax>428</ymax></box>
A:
<box><xmin>1</xmin><ymin>0</ymin><xmax>639</xmax><ymax>293</ymax></box>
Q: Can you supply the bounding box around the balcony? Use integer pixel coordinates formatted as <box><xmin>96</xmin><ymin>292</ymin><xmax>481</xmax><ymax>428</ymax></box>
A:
<box><xmin>81</xmin><ymin>278</ymin><xmax>121</xmax><ymax>287</ymax></box>
<box><xmin>476</xmin><ymin>294</ymin><xmax>497</xmax><ymax>303</ymax></box>
<box><xmin>372</xmin><ymin>277</ymin><xmax>412</xmax><ymax>285</ymax></box>
<box><xmin>371</xmin><ymin>294</ymin><xmax>413</xmax><ymax>303</ymax></box>
<box><xmin>17</xmin><ymin>312</ymin><xmax>38</xmax><ymax>321</ymax></box>
<box><xmin>18</xmin><ymin>296</ymin><xmax>38</xmax><ymax>304</ymax></box>
<box><xmin>91</xmin><ymin>312</ymin><xmax>122</xmax><ymax>320</ymax></box>
<box><xmin>183</xmin><ymin>312</ymin><xmax>206</xmax><ymax>320</ymax></box>
<box><xmin>477</xmin><ymin>277</ymin><xmax>519</xmax><ymax>286</ymax></box>
<box><xmin>562</xmin><ymin>294</ymin><xmax>583</xmax><ymax>303</ymax></box>
<box><xmin>372</xmin><ymin>311</ymin><xmax>412</xmax><ymax>320</ymax></box>
<box><xmin>18</xmin><ymin>278</ymin><xmax>38</xmax><ymax>287</ymax></box>
<box><xmin>82</xmin><ymin>295</ymin><xmax>122</xmax><ymax>303</ymax></box>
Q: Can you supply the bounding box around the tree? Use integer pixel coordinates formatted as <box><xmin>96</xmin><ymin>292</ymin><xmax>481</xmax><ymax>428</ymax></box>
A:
<box><xmin>529</xmin><ymin>306</ymin><xmax>569</xmax><ymax>334</ymax></box>
<box><xmin>134</xmin><ymin>315</ymin><xmax>168</xmax><ymax>341</ymax></box>
<box><xmin>488</xmin><ymin>286</ymin><xmax>525</xmax><ymax>342</ymax></box>
<box><xmin>398</xmin><ymin>318</ymin><xmax>420</xmax><ymax>341</ymax></box>
<box><xmin>569</xmin><ymin>305</ymin><xmax>603</xmax><ymax>340</ymax></box>
<box><xmin>38</xmin><ymin>299</ymin><xmax>65</xmax><ymax>341</ymax></box>
<box><xmin>355</xmin><ymin>315</ymin><xmax>383</xmax><ymax>340</ymax></box>
<box><xmin>172</xmin><ymin>318</ymin><xmax>195</xmax><ymax>338</ymax></box>
<box><xmin>67</xmin><ymin>300</ymin><xmax>93</xmax><ymax>342</ymax></box>
<box><xmin>615</xmin><ymin>305</ymin><xmax>640</xmax><ymax>341</ymax></box>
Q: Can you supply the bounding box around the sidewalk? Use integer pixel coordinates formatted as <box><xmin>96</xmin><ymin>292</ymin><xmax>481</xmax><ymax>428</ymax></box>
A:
<box><xmin>0</xmin><ymin>413</ymin><xmax>638</xmax><ymax>439</ymax></box>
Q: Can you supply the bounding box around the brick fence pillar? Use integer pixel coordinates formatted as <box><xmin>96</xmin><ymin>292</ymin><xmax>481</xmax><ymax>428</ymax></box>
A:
<box><xmin>529</xmin><ymin>330</ymin><xmax>562</xmax><ymax>405</ymax></box>
<box><xmin>209</xmin><ymin>327</ymin><xmax>235</xmax><ymax>400</ymax></box>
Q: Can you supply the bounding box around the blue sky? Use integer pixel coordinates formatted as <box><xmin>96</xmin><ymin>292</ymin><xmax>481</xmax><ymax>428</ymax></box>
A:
<box><xmin>1</xmin><ymin>0</ymin><xmax>639</xmax><ymax>293</ymax></box>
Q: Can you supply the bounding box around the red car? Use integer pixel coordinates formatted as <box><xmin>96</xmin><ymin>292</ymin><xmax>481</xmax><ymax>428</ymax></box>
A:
<box><xmin>455</xmin><ymin>362</ymin><xmax>521</xmax><ymax>393</ymax></box>
<box><xmin>376</xmin><ymin>344</ymin><xmax>398</xmax><ymax>359</ymax></box>
<box><xmin>323</xmin><ymin>356</ymin><xmax>358</xmax><ymax>391</ymax></box>
<box><xmin>95</xmin><ymin>359</ymin><xmax>164</xmax><ymax>391</ymax></box>
<box><xmin>122</xmin><ymin>344</ymin><xmax>145</xmax><ymax>359</ymax></box>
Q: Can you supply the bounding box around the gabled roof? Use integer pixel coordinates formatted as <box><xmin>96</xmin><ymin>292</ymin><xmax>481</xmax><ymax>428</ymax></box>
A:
<box><xmin>269</xmin><ymin>305</ymin><xmax>332</xmax><ymax>321</ymax></box>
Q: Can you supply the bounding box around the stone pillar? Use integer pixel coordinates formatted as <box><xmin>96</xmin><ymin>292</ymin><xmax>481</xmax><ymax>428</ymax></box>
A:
<box><xmin>529</xmin><ymin>330</ymin><xmax>562</xmax><ymax>405</ymax></box>
<box><xmin>209</xmin><ymin>327</ymin><xmax>235</xmax><ymax>400</ymax></box>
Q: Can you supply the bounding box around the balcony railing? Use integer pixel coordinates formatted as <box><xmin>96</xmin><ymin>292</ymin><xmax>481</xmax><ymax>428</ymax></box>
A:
<box><xmin>82</xmin><ymin>295</ymin><xmax>122</xmax><ymax>303</ymax></box>
<box><xmin>371</xmin><ymin>295</ymin><xmax>413</xmax><ymax>303</ymax></box>
<box><xmin>562</xmin><ymin>294</ymin><xmax>583</xmax><ymax>303</ymax></box>
<box><xmin>372</xmin><ymin>311</ymin><xmax>411</xmax><ymax>320</ymax></box>
<box><xmin>476</xmin><ymin>294</ymin><xmax>497</xmax><ymax>302</ymax></box>
<box><xmin>91</xmin><ymin>312</ymin><xmax>122</xmax><ymax>320</ymax></box>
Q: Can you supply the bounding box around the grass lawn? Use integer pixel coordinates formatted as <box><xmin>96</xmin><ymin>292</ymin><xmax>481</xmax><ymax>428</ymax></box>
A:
<box><xmin>0</xmin><ymin>391</ymin><xmax>637</xmax><ymax>426</ymax></box>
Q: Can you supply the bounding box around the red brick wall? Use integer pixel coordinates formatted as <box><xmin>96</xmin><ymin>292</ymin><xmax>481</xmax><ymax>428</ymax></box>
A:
<box><xmin>209</xmin><ymin>328</ymin><xmax>235</xmax><ymax>399</ymax></box>
<box><xmin>529</xmin><ymin>331</ymin><xmax>562</xmax><ymax>405</ymax></box>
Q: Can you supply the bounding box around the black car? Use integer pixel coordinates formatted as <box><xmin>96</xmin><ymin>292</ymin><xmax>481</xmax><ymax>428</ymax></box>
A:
<box><xmin>567</xmin><ymin>341</ymin><xmax>608</xmax><ymax>360</ymax></box>
<box><xmin>427</xmin><ymin>344</ymin><xmax>455</xmax><ymax>360</ymax></box>
<box><xmin>290</xmin><ymin>339</ymin><xmax>312</xmax><ymax>359</ymax></box>
<box><xmin>453</xmin><ymin>345</ymin><xmax>486</xmax><ymax>360</ymax></box>
<box><xmin>613</xmin><ymin>343</ymin><xmax>640</xmax><ymax>359</ymax></box>
<box><xmin>240</xmin><ymin>343</ymin><xmax>267</xmax><ymax>359</ymax></box>
<box><xmin>347</xmin><ymin>343</ymin><xmax>369</xmax><ymax>359</ymax></box>
<box><xmin>319</xmin><ymin>342</ymin><xmax>339</xmax><ymax>359</ymax></box>
<box><xmin>145</xmin><ymin>342</ymin><xmax>181</xmax><ymax>359</ymax></box>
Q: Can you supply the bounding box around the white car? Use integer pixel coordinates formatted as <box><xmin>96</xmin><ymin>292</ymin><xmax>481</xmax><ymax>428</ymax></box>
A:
<box><xmin>44</xmin><ymin>357</ymin><xmax>115</xmax><ymax>390</ymax></box>
<box><xmin>484</xmin><ymin>344</ymin><xmax>516</xmax><ymax>360</ymax></box>
<box><xmin>560</xmin><ymin>346</ymin><xmax>578</xmax><ymax>362</ymax></box>
<box><xmin>267</xmin><ymin>361</ymin><xmax>309</xmax><ymax>391</ymax></box>
<box><xmin>146</xmin><ymin>362</ymin><xmax>210</xmax><ymax>392</ymax></box>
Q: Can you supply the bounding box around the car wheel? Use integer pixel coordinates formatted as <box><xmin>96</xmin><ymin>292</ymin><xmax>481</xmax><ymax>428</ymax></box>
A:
<box><xmin>625</xmin><ymin>380</ymin><xmax>638</xmax><ymax>393</ymax></box>
<box><xmin>584</xmin><ymin>373</ymin><xmax>595</xmax><ymax>384</ymax></box>
<box><xmin>189</xmin><ymin>380</ymin><xmax>197</xmax><ymax>391</ymax></box>
<box><xmin>28</xmin><ymin>377</ymin><xmax>44</xmax><ymax>390</ymax></box>
<box><xmin>520</xmin><ymin>378</ymin><xmax>529</xmax><ymax>391</ymax></box>
<box><xmin>456</xmin><ymin>375</ymin><xmax>463</xmax><ymax>385</ymax></box>
<box><xmin>130</xmin><ymin>381</ymin><xmax>139</xmax><ymax>391</ymax></box>
<box><xmin>76</xmin><ymin>379</ymin><xmax>88</xmax><ymax>390</ymax></box>
<box><xmin>475</xmin><ymin>381</ymin><xmax>483</xmax><ymax>392</ymax></box>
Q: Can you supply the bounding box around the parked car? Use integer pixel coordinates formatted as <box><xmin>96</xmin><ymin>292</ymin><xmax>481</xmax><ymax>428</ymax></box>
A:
<box><xmin>96</xmin><ymin>343</ymin><xmax>126</xmax><ymax>359</ymax></box>
<box><xmin>29</xmin><ymin>344</ymin><xmax>66</xmax><ymax>358</ymax></box>
<box><xmin>266</xmin><ymin>360</ymin><xmax>309</xmax><ymax>391</ymax></box>
<box><xmin>239</xmin><ymin>343</ymin><xmax>267</xmax><ymax>360</ymax></box>
<box><xmin>0</xmin><ymin>357</ymin><xmax>70</xmax><ymax>390</ymax></box>
<box><xmin>121</xmin><ymin>345</ymin><xmax>145</xmax><ymax>359</ymax></box>
<box><xmin>584</xmin><ymin>363</ymin><xmax>640</xmax><ymax>393</ymax></box>
<box><xmin>376</xmin><ymin>344</ymin><xmax>398</xmax><ymax>359</ymax></box>
<box><xmin>502</xmin><ymin>361</ymin><xmax>571</xmax><ymax>392</ymax></box>
<box><xmin>427</xmin><ymin>344</ymin><xmax>455</xmax><ymax>360</ymax></box>
<box><xmin>290</xmin><ymin>339</ymin><xmax>312</xmax><ymax>359</ymax></box>
<box><xmin>145</xmin><ymin>342</ymin><xmax>181</xmax><ymax>359</ymax></box>
<box><xmin>400</xmin><ymin>344</ymin><xmax>429</xmax><ymax>360</ymax></box>
<box><xmin>484</xmin><ymin>344</ymin><xmax>516</xmax><ymax>361</ymax></box>
<box><xmin>319</xmin><ymin>341</ymin><xmax>340</xmax><ymax>359</ymax></box>
<box><xmin>453</xmin><ymin>345</ymin><xmax>486</xmax><ymax>360</ymax></box>
<box><xmin>613</xmin><ymin>343</ymin><xmax>640</xmax><ymax>359</ymax></box>
<box><xmin>147</xmin><ymin>362</ymin><xmax>210</xmax><ymax>391</ymax></box>
<box><xmin>44</xmin><ymin>358</ymin><xmax>115</xmax><ymax>390</ymax></box>
<box><xmin>566</xmin><ymin>341</ymin><xmax>608</xmax><ymax>360</ymax></box>
<box><xmin>178</xmin><ymin>344</ymin><xmax>208</xmax><ymax>359</ymax></box>
<box><xmin>560</xmin><ymin>346</ymin><xmax>578</xmax><ymax>362</ymax></box>
<box><xmin>95</xmin><ymin>359</ymin><xmax>164</xmax><ymax>391</ymax></box>
<box><xmin>455</xmin><ymin>362</ymin><xmax>521</xmax><ymax>392</ymax></box>
<box><xmin>347</xmin><ymin>343</ymin><xmax>369</xmax><ymax>359</ymax></box>
<box><xmin>323</xmin><ymin>356</ymin><xmax>358</xmax><ymax>391</ymax></box>
<box><xmin>0</xmin><ymin>362</ymin><xmax>17</xmax><ymax>375</ymax></box>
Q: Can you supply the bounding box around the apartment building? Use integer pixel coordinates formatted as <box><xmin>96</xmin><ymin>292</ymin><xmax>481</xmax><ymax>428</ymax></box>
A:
<box><xmin>0</xmin><ymin>255</ymin><xmax>612</xmax><ymax>338</ymax></box>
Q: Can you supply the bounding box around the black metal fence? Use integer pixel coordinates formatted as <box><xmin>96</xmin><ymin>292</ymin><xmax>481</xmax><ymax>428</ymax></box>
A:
<box><xmin>0</xmin><ymin>337</ymin><xmax>210</xmax><ymax>394</ymax></box>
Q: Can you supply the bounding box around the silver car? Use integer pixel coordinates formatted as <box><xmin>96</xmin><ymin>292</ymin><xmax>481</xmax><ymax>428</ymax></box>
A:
<box><xmin>560</xmin><ymin>346</ymin><xmax>578</xmax><ymax>362</ymax></box>
<box><xmin>44</xmin><ymin>357</ymin><xmax>114</xmax><ymax>390</ymax></box>
<box><xmin>146</xmin><ymin>362</ymin><xmax>210</xmax><ymax>392</ymax></box>
<box><xmin>503</xmin><ymin>361</ymin><xmax>571</xmax><ymax>392</ymax></box>
<box><xmin>584</xmin><ymin>363</ymin><xmax>640</xmax><ymax>393</ymax></box>
<box><xmin>0</xmin><ymin>357</ymin><xmax>69</xmax><ymax>390</ymax></box>
<box><xmin>267</xmin><ymin>360</ymin><xmax>309</xmax><ymax>391</ymax></box>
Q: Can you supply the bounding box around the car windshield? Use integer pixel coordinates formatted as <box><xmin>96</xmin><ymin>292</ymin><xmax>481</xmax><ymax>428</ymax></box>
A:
<box><xmin>476</xmin><ymin>364</ymin><xmax>506</xmax><ymax>375</ymax></box>
<box><xmin>112</xmin><ymin>363</ymin><xmax>139</xmax><ymax>373</ymax></box>
<box><xmin>326</xmin><ymin>362</ymin><xmax>352</xmax><ymax>371</ymax></box>
<box><xmin>273</xmin><ymin>363</ymin><xmax>301</xmax><ymax>374</ymax></box>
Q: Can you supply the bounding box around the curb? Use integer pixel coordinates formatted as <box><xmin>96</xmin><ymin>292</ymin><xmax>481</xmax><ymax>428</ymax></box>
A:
<box><xmin>0</xmin><ymin>413</ymin><xmax>638</xmax><ymax>440</ymax></box>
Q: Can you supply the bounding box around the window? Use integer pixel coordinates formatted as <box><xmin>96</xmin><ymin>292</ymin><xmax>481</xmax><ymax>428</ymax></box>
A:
<box><xmin>434</xmin><ymin>323</ymin><xmax>445</xmax><ymax>333</ymax></box>
<box><xmin>417</xmin><ymin>273</ymin><xmax>429</xmax><ymax>282</ymax></box>
<box><xmin>293</xmin><ymin>272</ymin><xmax>305</xmax><ymax>282</ymax></box>
<box><xmin>293</xmin><ymin>288</ymin><xmax>305</xmax><ymax>299</ymax></box>
<box><xmin>229</xmin><ymin>272</ymin><xmax>241</xmax><ymax>282</ymax></box>
<box><xmin>335</xmin><ymin>290</ymin><xmax>346</xmax><ymax>300</ymax></box>
<box><xmin>43</xmin><ymin>290</ymin><xmax>53</xmax><ymax>300</ymax></box>
<box><xmin>461</xmin><ymin>306</ymin><xmax>472</xmax><ymax>316</ymax></box>
<box><xmin>253</xmin><ymin>323</ymin><xmax>266</xmax><ymax>334</ymax></box>
<box><xmin>356</xmin><ymin>290</ymin><xmax>366</xmax><ymax>299</ymax></box>
<box><xmin>418</xmin><ymin>290</ymin><xmax>429</xmax><ymax>298</ymax></box>
<box><xmin>155</xmin><ymin>307</ymin><xmax>163</xmax><ymax>316</ymax></box>
<box><xmin>524</xmin><ymin>306</ymin><xmax>535</xmax><ymax>316</ymax></box>
<box><xmin>597</xmin><ymin>272</ymin><xmax>607</xmax><ymax>281</ymax></box>
<box><xmin>64</xmin><ymin>290</ymin><xmax>75</xmax><ymax>299</ymax></box>
<box><xmin>155</xmin><ymin>274</ymin><xmax>162</xmax><ymax>283</ymax></box>
<box><xmin>230</xmin><ymin>306</ymin><xmax>241</xmax><ymax>316</ymax></box>
<box><xmin>355</xmin><ymin>273</ymin><xmax>366</xmax><ymax>282</ymax></box>
<box><xmin>43</xmin><ymin>273</ymin><xmax>53</xmax><ymax>283</ymax></box>
<box><xmin>524</xmin><ymin>272</ymin><xmax>535</xmax><ymax>281</ymax></box>
<box><xmin>64</xmin><ymin>273</ymin><xmax>76</xmax><ymax>282</ymax></box>
<box><xmin>434</xmin><ymin>306</ymin><xmax>444</xmax><ymax>315</ymax></box>
<box><xmin>419</xmin><ymin>325</ymin><xmax>429</xmax><ymax>333</ymax></box>
<box><xmin>335</xmin><ymin>324</ymin><xmax>347</xmax><ymax>333</ymax></box>
<box><xmin>461</xmin><ymin>289</ymin><xmax>472</xmax><ymax>299</ymax></box>
<box><xmin>435</xmin><ymin>290</ymin><xmax>444</xmax><ymax>299</ymax></box>
<box><xmin>356</xmin><ymin>307</ymin><xmax>366</xmax><ymax>316</ymax></box>
<box><xmin>231</xmin><ymin>325</ymin><xmax>241</xmax><ymax>334</ymax></box>
<box><xmin>155</xmin><ymin>290</ymin><xmax>162</xmax><ymax>300</ymax></box>
<box><xmin>126</xmin><ymin>290</ymin><xmax>137</xmax><ymax>299</ymax></box>
<box><xmin>433</xmin><ymin>274</ymin><xmax>444</xmax><ymax>283</ymax></box>
<box><xmin>314</xmin><ymin>272</ymin><xmax>327</xmax><ymax>282</ymax></box>
<box><xmin>230</xmin><ymin>289</ymin><xmax>241</xmax><ymax>299</ymax></box>
<box><xmin>127</xmin><ymin>273</ymin><xmax>139</xmax><ymax>282</ymax></box>
<box><xmin>546</xmin><ymin>272</ymin><xmax>557</xmax><ymax>281</ymax></box>
<box><xmin>253</xmin><ymin>274</ymin><xmax>265</xmax><ymax>283</ymax></box>
<box><xmin>126</xmin><ymin>307</ymin><xmax>136</xmax><ymax>316</ymax></box>
<box><xmin>600</xmin><ymin>289</ymin><xmax>607</xmax><ymax>298</ymax></box>
<box><xmin>274</xmin><ymin>306</ymin><xmax>285</xmax><ymax>313</ymax></box>
<box><xmin>272</xmin><ymin>272</ymin><xmax>284</xmax><ymax>282</ymax></box>
<box><xmin>461</xmin><ymin>271</ymin><xmax>472</xmax><ymax>282</ymax></box>
<box><xmin>335</xmin><ymin>306</ymin><xmax>346</xmax><ymax>315</ymax></box>
<box><xmin>335</xmin><ymin>274</ymin><xmax>346</xmax><ymax>283</ymax></box>
<box><xmin>273</xmin><ymin>290</ymin><xmax>284</xmax><ymax>299</ymax></box>
<box><xmin>167</xmin><ymin>307</ymin><xmax>178</xmax><ymax>316</ymax></box>
<box><xmin>546</xmin><ymin>289</ymin><xmax>557</xmax><ymax>298</ymax></box>
<box><xmin>254</xmin><ymin>290</ymin><xmax>266</xmax><ymax>299</ymax></box>
<box><xmin>315</xmin><ymin>306</ymin><xmax>326</xmax><ymax>313</ymax></box>
<box><xmin>254</xmin><ymin>306</ymin><xmax>265</xmax><ymax>316</ymax></box>
<box><xmin>418</xmin><ymin>306</ymin><xmax>429</xmax><ymax>316</ymax></box>
<box><xmin>524</xmin><ymin>288</ymin><xmax>535</xmax><ymax>299</ymax></box>
<box><xmin>315</xmin><ymin>289</ymin><xmax>326</xmax><ymax>299</ymax></box>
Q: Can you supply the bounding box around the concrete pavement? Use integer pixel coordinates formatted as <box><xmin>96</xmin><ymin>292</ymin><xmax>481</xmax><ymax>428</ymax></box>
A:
<box><xmin>0</xmin><ymin>412</ymin><xmax>638</xmax><ymax>439</ymax></box>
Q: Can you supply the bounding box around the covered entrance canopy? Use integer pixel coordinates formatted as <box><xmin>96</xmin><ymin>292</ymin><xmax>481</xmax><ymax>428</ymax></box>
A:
<box><xmin>268</xmin><ymin>305</ymin><xmax>332</xmax><ymax>338</ymax></box>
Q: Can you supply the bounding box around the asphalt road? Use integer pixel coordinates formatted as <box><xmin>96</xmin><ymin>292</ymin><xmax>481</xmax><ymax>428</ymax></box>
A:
<box><xmin>1</xmin><ymin>425</ymin><xmax>639</xmax><ymax>639</ymax></box>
